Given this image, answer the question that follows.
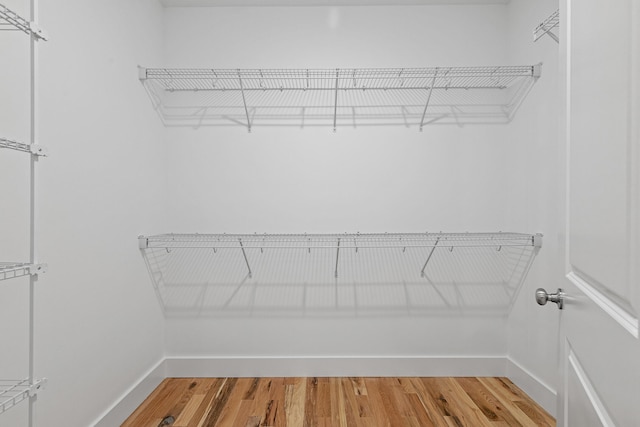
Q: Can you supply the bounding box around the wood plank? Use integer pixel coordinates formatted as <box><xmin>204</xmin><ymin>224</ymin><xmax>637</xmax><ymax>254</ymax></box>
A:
<box><xmin>304</xmin><ymin>377</ymin><xmax>319</xmax><ymax>427</ymax></box>
<box><xmin>284</xmin><ymin>377</ymin><xmax>306</xmax><ymax>427</ymax></box>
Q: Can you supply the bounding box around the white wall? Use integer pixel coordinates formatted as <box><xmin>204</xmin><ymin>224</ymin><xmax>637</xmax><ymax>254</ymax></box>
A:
<box><xmin>160</xmin><ymin>5</ymin><xmax>520</xmax><ymax>368</ymax></box>
<box><xmin>1</xmin><ymin>0</ymin><xmax>167</xmax><ymax>426</ymax></box>
<box><xmin>505</xmin><ymin>0</ymin><xmax>561</xmax><ymax>414</ymax></box>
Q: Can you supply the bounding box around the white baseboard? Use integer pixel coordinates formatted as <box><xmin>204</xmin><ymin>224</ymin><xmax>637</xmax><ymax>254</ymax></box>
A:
<box><xmin>164</xmin><ymin>355</ymin><xmax>507</xmax><ymax>378</ymax></box>
<box><xmin>92</xmin><ymin>358</ymin><xmax>167</xmax><ymax>427</ymax></box>
<box><xmin>506</xmin><ymin>357</ymin><xmax>557</xmax><ymax>417</ymax></box>
<box><xmin>93</xmin><ymin>356</ymin><xmax>557</xmax><ymax>424</ymax></box>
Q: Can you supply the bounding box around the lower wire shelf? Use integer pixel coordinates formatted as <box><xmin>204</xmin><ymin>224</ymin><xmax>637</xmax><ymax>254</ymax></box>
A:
<box><xmin>0</xmin><ymin>379</ymin><xmax>47</xmax><ymax>415</ymax></box>
<box><xmin>139</xmin><ymin>232</ymin><xmax>542</xmax><ymax>316</ymax></box>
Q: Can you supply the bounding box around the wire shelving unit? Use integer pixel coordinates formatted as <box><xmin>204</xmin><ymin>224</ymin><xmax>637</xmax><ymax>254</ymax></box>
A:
<box><xmin>534</xmin><ymin>9</ymin><xmax>559</xmax><ymax>43</ymax></box>
<box><xmin>139</xmin><ymin>232</ymin><xmax>542</xmax><ymax>316</ymax></box>
<box><xmin>139</xmin><ymin>64</ymin><xmax>541</xmax><ymax>131</ymax></box>
<box><xmin>0</xmin><ymin>1</ymin><xmax>47</xmax><ymax>424</ymax></box>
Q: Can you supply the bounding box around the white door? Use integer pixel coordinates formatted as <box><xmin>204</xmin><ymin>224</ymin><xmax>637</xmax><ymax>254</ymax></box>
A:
<box><xmin>558</xmin><ymin>0</ymin><xmax>640</xmax><ymax>426</ymax></box>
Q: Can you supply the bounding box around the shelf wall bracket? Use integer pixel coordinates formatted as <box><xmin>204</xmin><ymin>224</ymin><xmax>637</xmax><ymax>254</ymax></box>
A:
<box><xmin>238</xmin><ymin>238</ymin><xmax>252</xmax><ymax>278</ymax></box>
<box><xmin>532</xmin><ymin>63</ymin><xmax>542</xmax><ymax>79</ymax></box>
<box><xmin>420</xmin><ymin>237</ymin><xmax>440</xmax><ymax>277</ymax></box>
<box><xmin>533</xmin><ymin>233</ymin><xmax>543</xmax><ymax>253</ymax></box>
<box><xmin>419</xmin><ymin>68</ymin><xmax>439</xmax><ymax>132</ymax></box>
<box><xmin>27</xmin><ymin>22</ymin><xmax>47</xmax><ymax>41</ymax></box>
<box><xmin>29</xmin><ymin>144</ymin><xmax>47</xmax><ymax>157</ymax></box>
<box><xmin>28</xmin><ymin>378</ymin><xmax>46</xmax><ymax>398</ymax></box>
<box><xmin>138</xmin><ymin>66</ymin><xmax>148</xmax><ymax>81</ymax></box>
<box><xmin>138</xmin><ymin>236</ymin><xmax>149</xmax><ymax>249</ymax></box>
<box><xmin>237</xmin><ymin>70</ymin><xmax>252</xmax><ymax>133</ymax></box>
<box><xmin>27</xmin><ymin>263</ymin><xmax>47</xmax><ymax>276</ymax></box>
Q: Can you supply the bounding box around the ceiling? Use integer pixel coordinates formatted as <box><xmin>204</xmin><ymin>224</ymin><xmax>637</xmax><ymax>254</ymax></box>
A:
<box><xmin>160</xmin><ymin>0</ymin><xmax>509</xmax><ymax>7</ymax></box>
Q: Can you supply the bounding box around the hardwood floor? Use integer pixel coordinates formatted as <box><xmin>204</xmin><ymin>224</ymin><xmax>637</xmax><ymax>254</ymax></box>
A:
<box><xmin>122</xmin><ymin>377</ymin><xmax>555</xmax><ymax>427</ymax></box>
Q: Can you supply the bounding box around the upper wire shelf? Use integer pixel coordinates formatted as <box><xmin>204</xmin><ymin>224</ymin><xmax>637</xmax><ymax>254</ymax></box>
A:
<box><xmin>0</xmin><ymin>137</ymin><xmax>47</xmax><ymax>156</ymax></box>
<box><xmin>139</xmin><ymin>65</ymin><xmax>541</xmax><ymax>131</ymax></box>
<box><xmin>0</xmin><ymin>262</ymin><xmax>46</xmax><ymax>282</ymax></box>
<box><xmin>140</xmin><ymin>232</ymin><xmax>541</xmax><ymax>250</ymax></box>
<box><xmin>0</xmin><ymin>3</ymin><xmax>47</xmax><ymax>40</ymax></box>
<box><xmin>534</xmin><ymin>9</ymin><xmax>559</xmax><ymax>43</ymax></box>
<box><xmin>0</xmin><ymin>379</ymin><xmax>46</xmax><ymax>415</ymax></box>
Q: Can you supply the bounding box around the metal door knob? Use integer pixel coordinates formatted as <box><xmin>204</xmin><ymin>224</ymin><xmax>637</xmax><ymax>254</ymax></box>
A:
<box><xmin>535</xmin><ymin>288</ymin><xmax>564</xmax><ymax>309</ymax></box>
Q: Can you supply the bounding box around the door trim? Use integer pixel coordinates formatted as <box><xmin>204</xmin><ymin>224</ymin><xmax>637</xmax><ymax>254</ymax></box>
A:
<box><xmin>566</xmin><ymin>271</ymin><xmax>639</xmax><ymax>338</ymax></box>
<box><xmin>566</xmin><ymin>341</ymin><xmax>616</xmax><ymax>426</ymax></box>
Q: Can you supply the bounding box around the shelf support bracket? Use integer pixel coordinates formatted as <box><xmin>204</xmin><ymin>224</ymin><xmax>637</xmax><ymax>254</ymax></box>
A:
<box><xmin>237</xmin><ymin>69</ymin><xmax>252</xmax><ymax>133</ymax></box>
<box><xmin>335</xmin><ymin>238</ymin><xmax>341</xmax><ymax>278</ymax></box>
<box><xmin>420</xmin><ymin>237</ymin><xmax>440</xmax><ymax>277</ymax></box>
<box><xmin>138</xmin><ymin>236</ymin><xmax>149</xmax><ymax>249</ymax></box>
<box><xmin>532</xmin><ymin>233</ymin><xmax>542</xmax><ymax>250</ymax></box>
<box><xmin>27</xmin><ymin>264</ymin><xmax>47</xmax><ymax>276</ymax></box>
<box><xmin>333</xmin><ymin>69</ymin><xmax>339</xmax><ymax>132</ymax></box>
<box><xmin>419</xmin><ymin>68</ymin><xmax>438</xmax><ymax>132</ymax></box>
<box><xmin>238</xmin><ymin>238</ymin><xmax>252</xmax><ymax>278</ymax></box>
<box><xmin>138</xmin><ymin>66</ymin><xmax>148</xmax><ymax>82</ymax></box>
<box><xmin>28</xmin><ymin>378</ymin><xmax>47</xmax><ymax>397</ymax></box>
<box><xmin>28</xmin><ymin>22</ymin><xmax>48</xmax><ymax>41</ymax></box>
<box><xmin>29</xmin><ymin>144</ymin><xmax>47</xmax><ymax>157</ymax></box>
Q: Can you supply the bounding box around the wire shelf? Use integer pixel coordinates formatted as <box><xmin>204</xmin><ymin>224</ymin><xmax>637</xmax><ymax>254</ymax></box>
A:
<box><xmin>0</xmin><ymin>379</ymin><xmax>46</xmax><ymax>415</ymax></box>
<box><xmin>139</xmin><ymin>232</ymin><xmax>542</xmax><ymax>316</ymax></box>
<box><xmin>0</xmin><ymin>136</ymin><xmax>35</xmax><ymax>155</ymax></box>
<box><xmin>140</xmin><ymin>232</ymin><xmax>540</xmax><ymax>250</ymax></box>
<box><xmin>140</xmin><ymin>65</ymin><xmax>541</xmax><ymax>130</ymax></box>
<box><xmin>0</xmin><ymin>3</ymin><xmax>46</xmax><ymax>40</ymax></box>
<box><xmin>534</xmin><ymin>9</ymin><xmax>559</xmax><ymax>43</ymax></box>
<box><xmin>0</xmin><ymin>262</ymin><xmax>46</xmax><ymax>282</ymax></box>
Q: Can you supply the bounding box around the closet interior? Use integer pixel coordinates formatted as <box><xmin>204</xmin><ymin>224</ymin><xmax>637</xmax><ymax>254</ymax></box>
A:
<box><xmin>1</xmin><ymin>1</ymin><xmax>568</xmax><ymax>426</ymax></box>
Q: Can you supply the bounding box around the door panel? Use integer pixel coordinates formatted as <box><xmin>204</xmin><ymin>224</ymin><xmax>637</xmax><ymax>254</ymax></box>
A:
<box><xmin>561</xmin><ymin>0</ymin><xmax>640</xmax><ymax>426</ymax></box>
<box><xmin>568</xmin><ymin>0</ymin><xmax>633</xmax><ymax>306</ymax></box>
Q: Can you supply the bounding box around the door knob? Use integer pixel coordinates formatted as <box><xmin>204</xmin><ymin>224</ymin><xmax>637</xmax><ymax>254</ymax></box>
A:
<box><xmin>535</xmin><ymin>288</ymin><xmax>564</xmax><ymax>309</ymax></box>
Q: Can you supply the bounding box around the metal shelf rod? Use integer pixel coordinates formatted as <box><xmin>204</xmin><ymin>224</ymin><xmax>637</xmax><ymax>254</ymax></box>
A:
<box><xmin>142</xmin><ymin>243</ymin><xmax>535</xmax><ymax>250</ymax></box>
<box><xmin>237</xmin><ymin>69</ymin><xmax>251</xmax><ymax>133</ymax></box>
<box><xmin>238</xmin><ymin>238</ymin><xmax>252</xmax><ymax>278</ymax></box>
<box><xmin>160</xmin><ymin>85</ymin><xmax>512</xmax><ymax>93</ymax></box>
<box><xmin>419</xmin><ymin>68</ymin><xmax>439</xmax><ymax>132</ymax></box>
<box><xmin>420</xmin><ymin>237</ymin><xmax>441</xmax><ymax>277</ymax></box>
<box><xmin>333</xmin><ymin>69</ymin><xmax>339</xmax><ymax>132</ymax></box>
<box><xmin>335</xmin><ymin>238</ymin><xmax>340</xmax><ymax>278</ymax></box>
